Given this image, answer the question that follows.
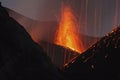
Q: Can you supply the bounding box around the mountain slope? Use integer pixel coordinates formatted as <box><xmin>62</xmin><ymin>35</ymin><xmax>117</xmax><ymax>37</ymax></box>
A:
<box><xmin>63</xmin><ymin>26</ymin><xmax>120</xmax><ymax>80</ymax></box>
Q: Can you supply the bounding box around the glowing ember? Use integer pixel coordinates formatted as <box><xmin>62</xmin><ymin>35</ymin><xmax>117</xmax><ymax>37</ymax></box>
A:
<box><xmin>54</xmin><ymin>4</ymin><xmax>84</xmax><ymax>53</ymax></box>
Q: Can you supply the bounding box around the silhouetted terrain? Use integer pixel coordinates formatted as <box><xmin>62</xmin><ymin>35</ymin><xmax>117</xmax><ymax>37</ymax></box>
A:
<box><xmin>0</xmin><ymin>3</ymin><xmax>65</xmax><ymax>80</ymax></box>
<box><xmin>39</xmin><ymin>41</ymin><xmax>79</xmax><ymax>68</ymax></box>
<box><xmin>63</xmin><ymin>26</ymin><xmax>120</xmax><ymax>80</ymax></box>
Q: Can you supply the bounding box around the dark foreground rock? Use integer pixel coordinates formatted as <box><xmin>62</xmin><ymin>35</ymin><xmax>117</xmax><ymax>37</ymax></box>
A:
<box><xmin>63</xmin><ymin>26</ymin><xmax>120</xmax><ymax>80</ymax></box>
<box><xmin>39</xmin><ymin>41</ymin><xmax>79</xmax><ymax>68</ymax></box>
<box><xmin>0</xmin><ymin>3</ymin><xmax>66</xmax><ymax>80</ymax></box>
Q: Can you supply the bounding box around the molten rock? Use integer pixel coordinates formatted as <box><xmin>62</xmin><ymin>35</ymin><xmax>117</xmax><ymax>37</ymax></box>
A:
<box><xmin>63</xmin><ymin>26</ymin><xmax>120</xmax><ymax>80</ymax></box>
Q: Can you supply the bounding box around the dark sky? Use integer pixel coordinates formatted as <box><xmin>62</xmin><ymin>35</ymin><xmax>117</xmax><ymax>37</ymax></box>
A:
<box><xmin>41</xmin><ymin>0</ymin><xmax>120</xmax><ymax>37</ymax></box>
<box><xmin>69</xmin><ymin>0</ymin><xmax>120</xmax><ymax>37</ymax></box>
<box><xmin>1</xmin><ymin>0</ymin><xmax>120</xmax><ymax>37</ymax></box>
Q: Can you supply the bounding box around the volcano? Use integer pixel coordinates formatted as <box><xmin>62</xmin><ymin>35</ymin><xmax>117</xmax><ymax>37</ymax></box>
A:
<box><xmin>63</xmin><ymin>26</ymin><xmax>120</xmax><ymax>80</ymax></box>
<box><xmin>39</xmin><ymin>41</ymin><xmax>79</xmax><ymax>68</ymax></box>
<box><xmin>38</xmin><ymin>33</ymin><xmax>99</xmax><ymax>68</ymax></box>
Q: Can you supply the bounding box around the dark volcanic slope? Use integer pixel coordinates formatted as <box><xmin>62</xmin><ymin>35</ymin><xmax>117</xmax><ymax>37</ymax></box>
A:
<box><xmin>0</xmin><ymin>4</ymin><xmax>66</xmax><ymax>80</ymax></box>
<box><xmin>39</xmin><ymin>41</ymin><xmax>79</xmax><ymax>68</ymax></box>
<box><xmin>38</xmin><ymin>30</ymin><xmax>99</xmax><ymax>68</ymax></box>
<box><xmin>63</xmin><ymin>26</ymin><xmax>120</xmax><ymax>80</ymax></box>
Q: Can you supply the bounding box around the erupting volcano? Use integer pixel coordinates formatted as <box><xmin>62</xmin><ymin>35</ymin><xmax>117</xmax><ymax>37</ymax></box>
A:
<box><xmin>54</xmin><ymin>4</ymin><xmax>84</xmax><ymax>53</ymax></box>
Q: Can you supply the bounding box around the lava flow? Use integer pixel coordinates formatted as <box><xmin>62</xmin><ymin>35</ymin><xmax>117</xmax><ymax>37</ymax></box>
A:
<box><xmin>54</xmin><ymin>4</ymin><xmax>84</xmax><ymax>53</ymax></box>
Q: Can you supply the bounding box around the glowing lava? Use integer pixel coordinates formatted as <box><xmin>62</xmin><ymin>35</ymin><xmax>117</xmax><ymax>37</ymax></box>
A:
<box><xmin>54</xmin><ymin>4</ymin><xmax>84</xmax><ymax>53</ymax></box>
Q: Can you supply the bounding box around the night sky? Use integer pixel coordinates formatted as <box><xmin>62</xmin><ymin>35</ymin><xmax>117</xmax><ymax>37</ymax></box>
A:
<box><xmin>1</xmin><ymin>0</ymin><xmax>120</xmax><ymax>37</ymax></box>
<box><xmin>37</xmin><ymin>0</ymin><xmax>120</xmax><ymax>37</ymax></box>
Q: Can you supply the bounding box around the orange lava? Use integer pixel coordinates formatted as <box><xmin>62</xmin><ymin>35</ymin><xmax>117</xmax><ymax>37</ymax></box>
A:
<box><xmin>54</xmin><ymin>4</ymin><xmax>84</xmax><ymax>53</ymax></box>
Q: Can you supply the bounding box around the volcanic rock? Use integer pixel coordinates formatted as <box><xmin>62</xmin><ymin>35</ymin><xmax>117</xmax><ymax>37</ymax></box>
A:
<box><xmin>39</xmin><ymin>41</ymin><xmax>79</xmax><ymax>68</ymax></box>
<box><xmin>63</xmin><ymin>26</ymin><xmax>120</xmax><ymax>80</ymax></box>
<box><xmin>0</xmin><ymin>3</ymin><xmax>65</xmax><ymax>80</ymax></box>
<box><xmin>38</xmin><ymin>30</ymin><xmax>99</xmax><ymax>68</ymax></box>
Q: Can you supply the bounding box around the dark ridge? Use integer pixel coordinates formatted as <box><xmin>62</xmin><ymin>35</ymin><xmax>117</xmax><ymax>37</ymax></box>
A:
<box><xmin>63</xmin><ymin>26</ymin><xmax>120</xmax><ymax>80</ymax></box>
<box><xmin>39</xmin><ymin>41</ymin><xmax>79</xmax><ymax>68</ymax></box>
<box><xmin>0</xmin><ymin>3</ymin><xmax>66</xmax><ymax>80</ymax></box>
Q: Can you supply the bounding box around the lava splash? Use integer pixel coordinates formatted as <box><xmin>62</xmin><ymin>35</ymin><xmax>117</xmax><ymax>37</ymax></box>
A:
<box><xmin>54</xmin><ymin>4</ymin><xmax>84</xmax><ymax>53</ymax></box>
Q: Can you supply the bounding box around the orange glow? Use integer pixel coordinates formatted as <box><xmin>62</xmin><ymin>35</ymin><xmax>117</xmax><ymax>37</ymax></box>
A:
<box><xmin>54</xmin><ymin>4</ymin><xmax>84</xmax><ymax>53</ymax></box>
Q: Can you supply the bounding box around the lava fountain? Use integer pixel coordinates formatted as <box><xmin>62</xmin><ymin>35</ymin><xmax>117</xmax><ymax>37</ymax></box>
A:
<box><xmin>54</xmin><ymin>4</ymin><xmax>84</xmax><ymax>53</ymax></box>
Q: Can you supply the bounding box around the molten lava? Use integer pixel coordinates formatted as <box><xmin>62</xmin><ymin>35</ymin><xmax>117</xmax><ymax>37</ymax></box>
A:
<box><xmin>54</xmin><ymin>4</ymin><xmax>84</xmax><ymax>53</ymax></box>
